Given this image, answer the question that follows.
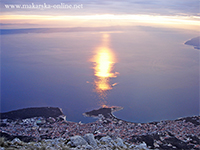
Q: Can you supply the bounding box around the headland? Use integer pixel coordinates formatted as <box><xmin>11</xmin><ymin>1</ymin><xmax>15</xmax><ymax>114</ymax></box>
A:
<box><xmin>185</xmin><ymin>36</ymin><xmax>200</xmax><ymax>50</ymax></box>
<box><xmin>83</xmin><ymin>106</ymin><xmax>123</xmax><ymax>121</ymax></box>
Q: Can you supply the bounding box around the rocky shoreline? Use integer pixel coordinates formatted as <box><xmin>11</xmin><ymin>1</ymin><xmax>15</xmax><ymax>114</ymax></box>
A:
<box><xmin>0</xmin><ymin>107</ymin><xmax>200</xmax><ymax>149</ymax></box>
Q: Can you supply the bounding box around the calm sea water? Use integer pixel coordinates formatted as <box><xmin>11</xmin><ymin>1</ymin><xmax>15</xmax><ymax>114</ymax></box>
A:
<box><xmin>1</xmin><ymin>26</ymin><xmax>199</xmax><ymax>123</ymax></box>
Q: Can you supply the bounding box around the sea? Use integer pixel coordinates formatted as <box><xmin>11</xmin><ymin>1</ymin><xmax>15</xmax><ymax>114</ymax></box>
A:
<box><xmin>1</xmin><ymin>26</ymin><xmax>199</xmax><ymax>123</ymax></box>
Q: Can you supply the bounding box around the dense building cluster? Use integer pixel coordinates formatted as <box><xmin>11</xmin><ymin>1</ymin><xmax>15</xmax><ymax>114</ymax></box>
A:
<box><xmin>0</xmin><ymin>114</ymin><xmax>199</xmax><ymax>149</ymax></box>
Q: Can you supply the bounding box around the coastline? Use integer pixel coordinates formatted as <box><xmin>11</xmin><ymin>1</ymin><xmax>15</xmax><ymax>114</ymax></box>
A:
<box><xmin>0</xmin><ymin>107</ymin><xmax>199</xmax><ymax>149</ymax></box>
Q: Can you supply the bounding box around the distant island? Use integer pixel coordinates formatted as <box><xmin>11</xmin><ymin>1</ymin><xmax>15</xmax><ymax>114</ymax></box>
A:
<box><xmin>184</xmin><ymin>36</ymin><xmax>200</xmax><ymax>50</ymax></box>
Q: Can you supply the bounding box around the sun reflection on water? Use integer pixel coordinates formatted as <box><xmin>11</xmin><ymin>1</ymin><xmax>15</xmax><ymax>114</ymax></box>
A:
<box><xmin>91</xmin><ymin>34</ymin><xmax>118</xmax><ymax>104</ymax></box>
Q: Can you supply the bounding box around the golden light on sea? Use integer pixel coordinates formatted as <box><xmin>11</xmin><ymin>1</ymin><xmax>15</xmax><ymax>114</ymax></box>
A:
<box><xmin>91</xmin><ymin>34</ymin><xmax>118</xmax><ymax>100</ymax></box>
<box><xmin>94</xmin><ymin>47</ymin><xmax>116</xmax><ymax>78</ymax></box>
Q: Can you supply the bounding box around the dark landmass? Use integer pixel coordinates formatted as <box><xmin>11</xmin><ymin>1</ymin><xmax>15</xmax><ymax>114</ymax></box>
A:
<box><xmin>83</xmin><ymin>106</ymin><xmax>123</xmax><ymax>120</ymax></box>
<box><xmin>176</xmin><ymin>116</ymin><xmax>200</xmax><ymax>126</ymax></box>
<box><xmin>0</xmin><ymin>107</ymin><xmax>64</xmax><ymax>120</ymax></box>
<box><xmin>83</xmin><ymin>107</ymin><xmax>112</xmax><ymax>118</ymax></box>
<box><xmin>184</xmin><ymin>36</ymin><xmax>200</xmax><ymax>50</ymax></box>
<box><xmin>0</xmin><ymin>27</ymin><xmax>120</xmax><ymax>35</ymax></box>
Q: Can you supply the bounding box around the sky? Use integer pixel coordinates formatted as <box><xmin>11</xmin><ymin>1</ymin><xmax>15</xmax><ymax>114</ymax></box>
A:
<box><xmin>0</xmin><ymin>0</ymin><xmax>200</xmax><ymax>30</ymax></box>
<box><xmin>1</xmin><ymin>0</ymin><xmax>199</xmax><ymax>16</ymax></box>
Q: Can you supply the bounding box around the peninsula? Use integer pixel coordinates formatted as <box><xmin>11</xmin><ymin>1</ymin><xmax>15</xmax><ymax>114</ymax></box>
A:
<box><xmin>0</xmin><ymin>107</ymin><xmax>64</xmax><ymax>120</ymax></box>
<box><xmin>184</xmin><ymin>36</ymin><xmax>200</xmax><ymax>50</ymax></box>
<box><xmin>83</xmin><ymin>106</ymin><xmax>123</xmax><ymax>121</ymax></box>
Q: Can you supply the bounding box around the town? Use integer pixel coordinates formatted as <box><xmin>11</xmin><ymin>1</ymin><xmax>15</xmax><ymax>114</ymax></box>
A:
<box><xmin>0</xmin><ymin>108</ymin><xmax>199</xmax><ymax>149</ymax></box>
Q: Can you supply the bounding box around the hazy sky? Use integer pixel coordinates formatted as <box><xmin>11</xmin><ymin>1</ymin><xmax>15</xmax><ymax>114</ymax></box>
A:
<box><xmin>1</xmin><ymin>0</ymin><xmax>199</xmax><ymax>16</ymax></box>
<box><xmin>0</xmin><ymin>0</ymin><xmax>199</xmax><ymax>30</ymax></box>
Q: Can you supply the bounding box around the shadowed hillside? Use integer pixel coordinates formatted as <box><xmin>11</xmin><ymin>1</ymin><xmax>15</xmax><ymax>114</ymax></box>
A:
<box><xmin>0</xmin><ymin>107</ymin><xmax>64</xmax><ymax>120</ymax></box>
